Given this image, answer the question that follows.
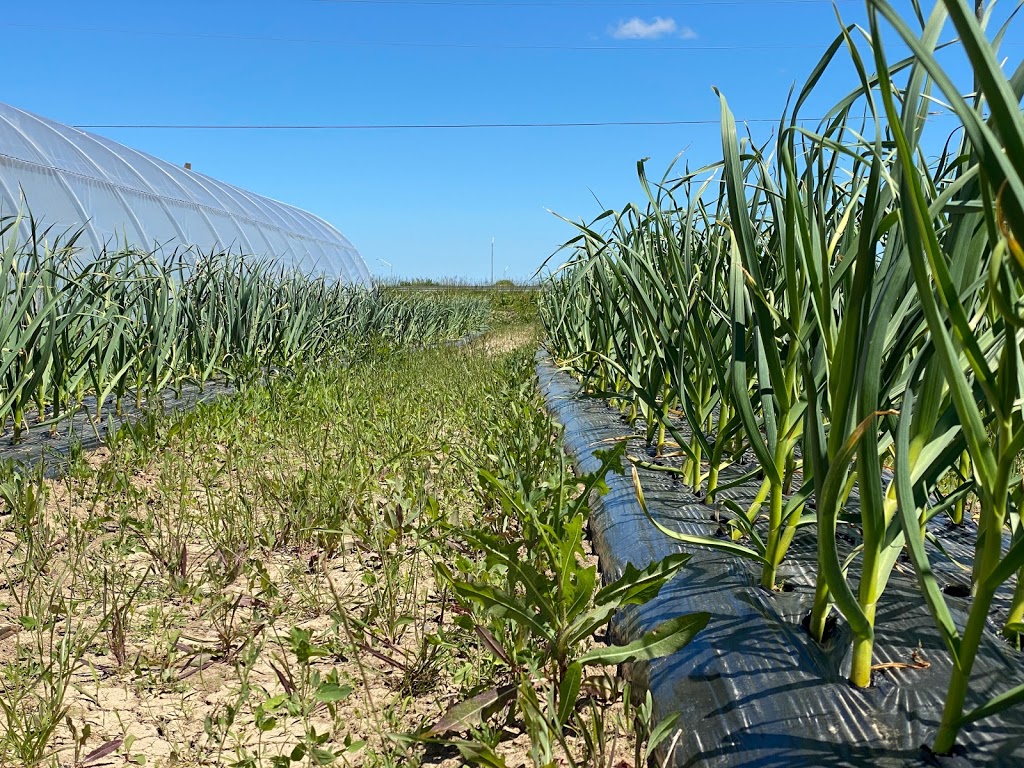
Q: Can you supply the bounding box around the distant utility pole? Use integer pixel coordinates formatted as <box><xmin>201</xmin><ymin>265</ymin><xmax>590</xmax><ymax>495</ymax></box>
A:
<box><xmin>491</xmin><ymin>238</ymin><xmax>495</xmax><ymax>284</ymax></box>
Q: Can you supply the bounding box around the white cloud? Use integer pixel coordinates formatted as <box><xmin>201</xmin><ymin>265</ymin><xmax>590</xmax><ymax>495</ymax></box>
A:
<box><xmin>610</xmin><ymin>16</ymin><xmax>679</xmax><ymax>40</ymax></box>
<box><xmin>679</xmin><ymin>26</ymin><xmax>699</xmax><ymax>40</ymax></box>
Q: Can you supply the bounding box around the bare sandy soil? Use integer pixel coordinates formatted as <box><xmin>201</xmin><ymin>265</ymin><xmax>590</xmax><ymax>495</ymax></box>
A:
<box><xmin>1</xmin><ymin>330</ymin><xmax>640</xmax><ymax>768</ymax></box>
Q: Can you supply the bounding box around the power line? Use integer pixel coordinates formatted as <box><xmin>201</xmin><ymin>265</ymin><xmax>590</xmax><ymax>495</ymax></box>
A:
<box><xmin>72</xmin><ymin>109</ymin><xmax>964</xmax><ymax>131</ymax></box>
<box><xmin>311</xmin><ymin>0</ymin><xmax>854</xmax><ymax>6</ymax></box>
<box><xmin>72</xmin><ymin>116</ymin><xmax>959</xmax><ymax>130</ymax></box>
<box><xmin>0</xmin><ymin>22</ymin><xmax>834</xmax><ymax>51</ymax></box>
<box><xmin>74</xmin><ymin>120</ymin><xmax>775</xmax><ymax>130</ymax></box>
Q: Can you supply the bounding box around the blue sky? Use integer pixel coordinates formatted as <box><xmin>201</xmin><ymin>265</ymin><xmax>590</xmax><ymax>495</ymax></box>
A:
<box><xmin>2</xmin><ymin>1</ymin><xmax>1018</xmax><ymax>281</ymax></box>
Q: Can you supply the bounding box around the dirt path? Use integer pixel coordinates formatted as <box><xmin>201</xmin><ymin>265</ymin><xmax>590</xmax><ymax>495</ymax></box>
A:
<box><xmin>1</xmin><ymin>334</ymin><xmax>641</xmax><ymax>768</ymax></box>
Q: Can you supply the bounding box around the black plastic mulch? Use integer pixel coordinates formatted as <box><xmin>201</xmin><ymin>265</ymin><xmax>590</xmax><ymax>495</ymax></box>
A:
<box><xmin>537</xmin><ymin>352</ymin><xmax>1024</xmax><ymax>768</ymax></box>
<box><xmin>0</xmin><ymin>382</ymin><xmax>234</xmax><ymax>477</ymax></box>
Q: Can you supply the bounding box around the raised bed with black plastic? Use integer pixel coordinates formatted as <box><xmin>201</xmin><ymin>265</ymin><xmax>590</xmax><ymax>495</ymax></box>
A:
<box><xmin>537</xmin><ymin>353</ymin><xmax>1024</xmax><ymax>767</ymax></box>
<box><xmin>0</xmin><ymin>382</ymin><xmax>233</xmax><ymax>477</ymax></box>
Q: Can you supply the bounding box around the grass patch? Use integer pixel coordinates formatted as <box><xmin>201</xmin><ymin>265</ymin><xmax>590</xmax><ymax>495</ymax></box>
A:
<box><xmin>1</xmin><ymin>313</ymin><xmax>688</xmax><ymax>767</ymax></box>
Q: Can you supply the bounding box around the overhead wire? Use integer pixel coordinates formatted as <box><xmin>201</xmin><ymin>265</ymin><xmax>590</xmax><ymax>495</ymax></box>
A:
<box><xmin>75</xmin><ymin>120</ymin><xmax>781</xmax><ymax>129</ymax></box>
<box><xmin>12</xmin><ymin>0</ymin><xmax>993</xmax><ymax>133</ymax></box>
<box><xmin>310</xmin><ymin>0</ymin><xmax>855</xmax><ymax>6</ymax></box>
<box><xmin>0</xmin><ymin>21</ymin><xmax>839</xmax><ymax>51</ymax></box>
<box><xmin>73</xmin><ymin>114</ymin><xmax>960</xmax><ymax>130</ymax></box>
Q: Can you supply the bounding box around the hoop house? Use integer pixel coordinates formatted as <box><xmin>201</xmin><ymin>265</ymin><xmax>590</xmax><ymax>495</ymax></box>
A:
<box><xmin>0</xmin><ymin>102</ymin><xmax>370</xmax><ymax>285</ymax></box>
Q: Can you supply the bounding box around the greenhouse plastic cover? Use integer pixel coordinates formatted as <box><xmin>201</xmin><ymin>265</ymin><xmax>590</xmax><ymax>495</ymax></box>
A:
<box><xmin>0</xmin><ymin>102</ymin><xmax>371</xmax><ymax>285</ymax></box>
